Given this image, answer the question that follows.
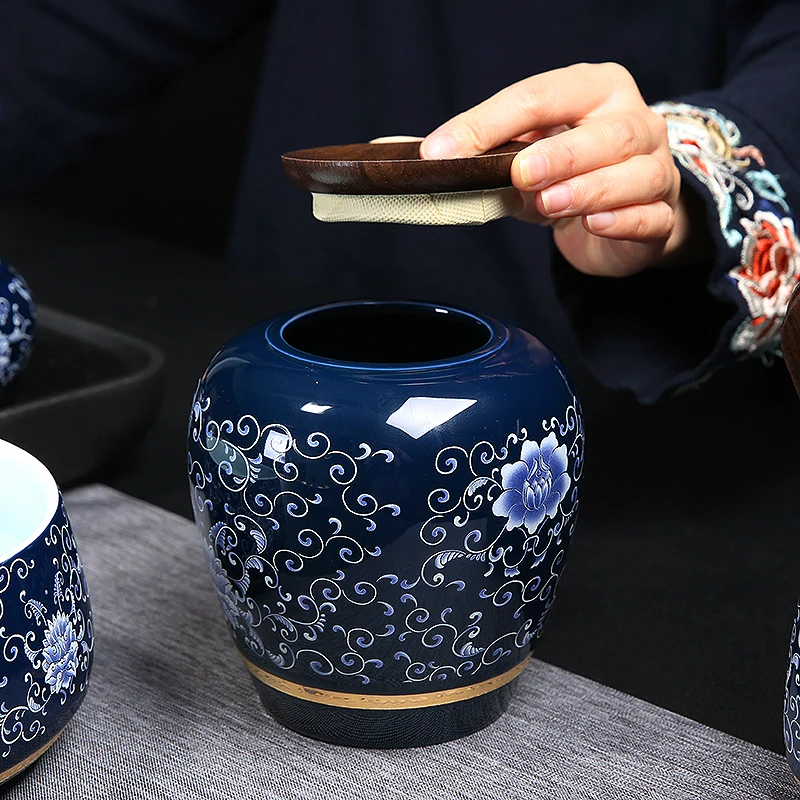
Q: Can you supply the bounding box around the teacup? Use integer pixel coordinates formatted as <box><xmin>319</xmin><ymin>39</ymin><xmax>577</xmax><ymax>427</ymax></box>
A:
<box><xmin>0</xmin><ymin>257</ymin><xmax>36</xmax><ymax>389</ymax></box>
<box><xmin>0</xmin><ymin>439</ymin><xmax>93</xmax><ymax>783</ymax></box>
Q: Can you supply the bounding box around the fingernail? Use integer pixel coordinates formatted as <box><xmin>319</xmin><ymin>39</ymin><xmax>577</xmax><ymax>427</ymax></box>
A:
<box><xmin>540</xmin><ymin>184</ymin><xmax>573</xmax><ymax>215</ymax></box>
<box><xmin>586</xmin><ymin>211</ymin><xmax>617</xmax><ymax>231</ymax></box>
<box><xmin>421</xmin><ymin>133</ymin><xmax>459</xmax><ymax>159</ymax></box>
<box><xmin>519</xmin><ymin>153</ymin><xmax>549</xmax><ymax>188</ymax></box>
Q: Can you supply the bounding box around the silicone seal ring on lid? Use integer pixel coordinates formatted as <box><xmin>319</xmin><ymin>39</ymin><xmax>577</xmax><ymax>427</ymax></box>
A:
<box><xmin>311</xmin><ymin>187</ymin><xmax>524</xmax><ymax>225</ymax></box>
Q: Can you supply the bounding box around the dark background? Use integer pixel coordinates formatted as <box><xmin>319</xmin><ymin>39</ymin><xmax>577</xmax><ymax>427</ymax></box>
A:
<box><xmin>6</xmin><ymin>8</ymin><xmax>272</xmax><ymax>258</ymax></box>
<box><xmin>2</xmin><ymin>10</ymin><xmax>800</xmax><ymax>759</ymax></box>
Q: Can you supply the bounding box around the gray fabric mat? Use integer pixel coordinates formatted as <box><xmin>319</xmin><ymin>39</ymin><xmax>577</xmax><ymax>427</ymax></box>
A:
<box><xmin>6</xmin><ymin>485</ymin><xmax>797</xmax><ymax>799</ymax></box>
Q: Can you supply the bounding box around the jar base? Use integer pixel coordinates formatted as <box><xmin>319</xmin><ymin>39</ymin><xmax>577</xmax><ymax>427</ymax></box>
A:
<box><xmin>0</xmin><ymin>729</ymin><xmax>63</xmax><ymax>785</ymax></box>
<box><xmin>252</xmin><ymin>678</ymin><xmax>516</xmax><ymax>748</ymax></box>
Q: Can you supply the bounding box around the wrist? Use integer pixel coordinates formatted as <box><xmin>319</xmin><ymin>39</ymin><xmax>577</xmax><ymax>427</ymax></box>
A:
<box><xmin>654</xmin><ymin>183</ymin><xmax>715</xmax><ymax>268</ymax></box>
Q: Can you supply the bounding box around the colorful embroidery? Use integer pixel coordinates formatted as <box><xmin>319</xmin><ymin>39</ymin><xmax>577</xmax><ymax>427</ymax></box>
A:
<box><xmin>652</xmin><ymin>102</ymin><xmax>799</xmax><ymax>355</ymax></box>
<box><xmin>730</xmin><ymin>211</ymin><xmax>800</xmax><ymax>352</ymax></box>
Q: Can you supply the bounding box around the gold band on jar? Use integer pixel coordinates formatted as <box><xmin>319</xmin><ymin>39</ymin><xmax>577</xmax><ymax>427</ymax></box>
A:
<box><xmin>241</xmin><ymin>654</ymin><xmax>530</xmax><ymax>710</ymax></box>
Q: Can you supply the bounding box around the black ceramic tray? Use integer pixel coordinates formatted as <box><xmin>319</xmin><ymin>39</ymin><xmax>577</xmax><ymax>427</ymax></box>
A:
<box><xmin>0</xmin><ymin>306</ymin><xmax>165</xmax><ymax>486</ymax></box>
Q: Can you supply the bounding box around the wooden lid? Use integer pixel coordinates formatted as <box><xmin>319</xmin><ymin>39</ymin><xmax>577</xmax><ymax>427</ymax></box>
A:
<box><xmin>281</xmin><ymin>141</ymin><xmax>527</xmax><ymax>195</ymax></box>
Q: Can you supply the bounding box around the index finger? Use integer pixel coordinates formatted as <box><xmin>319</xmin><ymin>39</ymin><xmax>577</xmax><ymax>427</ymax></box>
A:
<box><xmin>421</xmin><ymin>62</ymin><xmax>631</xmax><ymax>159</ymax></box>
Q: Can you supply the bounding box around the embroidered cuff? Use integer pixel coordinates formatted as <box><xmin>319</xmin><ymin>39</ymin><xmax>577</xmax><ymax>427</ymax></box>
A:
<box><xmin>652</xmin><ymin>101</ymin><xmax>800</xmax><ymax>357</ymax></box>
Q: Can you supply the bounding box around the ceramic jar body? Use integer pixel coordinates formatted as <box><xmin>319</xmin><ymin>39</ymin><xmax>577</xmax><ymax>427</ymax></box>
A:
<box><xmin>0</xmin><ymin>258</ymin><xmax>36</xmax><ymax>389</ymax></box>
<box><xmin>0</xmin><ymin>440</ymin><xmax>93</xmax><ymax>782</ymax></box>
<box><xmin>188</xmin><ymin>301</ymin><xmax>583</xmax><ymax>747</ymax></box>
<box><xmin>785</xmin><ymin>603</ymin><xmax>800</xmax><ymax>783</ymax></box>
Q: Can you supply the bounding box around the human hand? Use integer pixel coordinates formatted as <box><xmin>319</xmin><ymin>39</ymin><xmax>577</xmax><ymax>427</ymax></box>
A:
<box><xmin>420</xmin><ymin>63</ymin><xmax>694</xmax><ymax>277</ymax></box>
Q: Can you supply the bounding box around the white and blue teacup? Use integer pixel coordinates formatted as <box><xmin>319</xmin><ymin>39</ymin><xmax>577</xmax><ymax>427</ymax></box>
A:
<box><xmin>0</xmin><ymin>257</ymin><xmax>36</xmax><ymax>389</ymax></box>
<box><xmin>0</xmin><ymin>439</ymin><xmax>93</xmax><ymax>784</ymax></box>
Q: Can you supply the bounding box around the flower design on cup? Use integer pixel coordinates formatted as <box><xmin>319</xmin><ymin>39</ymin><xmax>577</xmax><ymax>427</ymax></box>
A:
<box><xmin>0</xmin><ymin>506</ymin><xmax>93</xmax><ymax>770</ymax></box>
<box><xmin>492</xmin><ymin>432</ymin><xmax>571</xmax><ymax>535</ymax></box>
<box><xmin>40</xmin><ymin>612</ymin><xmax>80</xmax><ymax>695</ymax></box>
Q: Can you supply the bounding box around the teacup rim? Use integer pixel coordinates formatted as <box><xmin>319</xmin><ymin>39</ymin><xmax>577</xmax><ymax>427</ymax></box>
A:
<box><xmin>0</xmin><ymin>439</ymin><xmax>59</xmax><ymax>563</ymax></box>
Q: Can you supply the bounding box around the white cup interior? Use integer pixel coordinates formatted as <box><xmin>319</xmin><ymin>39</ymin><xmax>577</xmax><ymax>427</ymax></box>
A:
<box><xmin>0</xmin><ymin>440</ymin><xmax>59</xmax><ymax>563</ymax></box>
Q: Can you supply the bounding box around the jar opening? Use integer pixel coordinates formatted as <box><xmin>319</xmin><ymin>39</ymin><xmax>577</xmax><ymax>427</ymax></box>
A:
<box><xmin>0</xmin><ymin>439</ymin><xmax>59</xmax><ymax>563</ymax></box>
<box><xmin>280</xmin><ymin>303</ymin><xmax>494</xmax><ymax>365</ymax></box>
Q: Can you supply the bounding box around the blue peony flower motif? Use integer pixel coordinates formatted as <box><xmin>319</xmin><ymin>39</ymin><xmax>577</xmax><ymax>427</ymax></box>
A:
<box><xmin>41</xmin><ymin>611</ymin><xmax>80</xmax><ymax>694</ymax></box>
<box><xmin>492</xmin><ymin>432</ymin><xmax>571</xmax><ymax>535</ymax></box>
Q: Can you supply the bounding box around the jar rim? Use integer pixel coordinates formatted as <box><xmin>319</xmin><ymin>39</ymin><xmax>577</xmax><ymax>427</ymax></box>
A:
<box><xmin>0</xmin><ymin>439</ymin><xmax>59</xmax><ymax>563</ymax></box>
<box><xmin>265</xmin><ymin>300</ymin><xmax>508</xmax><ymax>371</ymax></box>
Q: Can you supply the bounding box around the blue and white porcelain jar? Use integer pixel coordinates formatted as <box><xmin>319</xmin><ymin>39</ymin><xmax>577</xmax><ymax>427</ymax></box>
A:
<box><xmin>784</xmin><ymin>603</ymin><xmax>800</xmax><ymax>782</ymax></box>
<box><xmin>188</xmin><ymin>300</ymin><xmax>584</xmax><ymax>747</ymax></box>
<box><xmin>0</xmin><ymin>439</ymin><xmax>93</xmax><ymax>782</ymax></box>
<box><xmin>0</xmin><ymin>257</ymin><xmax>36</xmax><ymax>389</ymax></box>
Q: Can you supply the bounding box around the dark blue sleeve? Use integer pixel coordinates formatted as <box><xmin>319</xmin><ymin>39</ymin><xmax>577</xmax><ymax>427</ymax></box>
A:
<box><xmin>0</xmin><ymin>0</ymin><xmax>266</xmax><ymax>195</ymax></box>
<box><xmin>553</xmin><ymin>0</ymin><xmax>800</xmax><ymax>402</ymax></box>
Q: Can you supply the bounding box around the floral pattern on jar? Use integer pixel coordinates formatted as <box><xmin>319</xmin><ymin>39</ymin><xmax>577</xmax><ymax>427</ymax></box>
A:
<box><xmin>0</xmin><ymin>500</ymin><xmax>93</xmax><ymax>763</ymax></box>
<box><xmin>492</xmin><ymin>432</ymin><xmax>571</xmax><ymax>536</ymax></box>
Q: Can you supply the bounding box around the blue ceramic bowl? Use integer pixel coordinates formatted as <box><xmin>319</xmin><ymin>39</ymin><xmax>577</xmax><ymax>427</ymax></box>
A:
<box><xmin>0</xmin><ymin>257</ymin><xmax>36</xmax><ymax>389</ymax></box>
<box><xmin>188</xmin><ymin>300</ymin><xmax>584</xmax><ymax>747</ymax></box>
<box><xmin>0</xmin><ymin>439</ymin><xmax>93</xmax><ymax>783</ymax></box>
